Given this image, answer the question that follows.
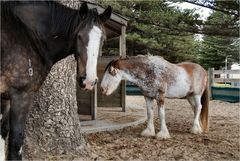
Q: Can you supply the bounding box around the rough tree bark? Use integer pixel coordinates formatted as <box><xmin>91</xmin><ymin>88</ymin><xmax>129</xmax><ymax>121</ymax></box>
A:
<box><xmin>24</xmin><ymin>56</ymin><xmax>87</xmax><ymax>160</ymax></box>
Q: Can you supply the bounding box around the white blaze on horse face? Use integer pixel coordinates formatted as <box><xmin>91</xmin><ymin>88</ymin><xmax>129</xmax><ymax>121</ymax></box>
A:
<box><xmin>101</xmin><ymin>70</ymin><xmax>122</xmax><ymax>95</ymax></box>
<box><xmin>0</xmin><ymin>136</ymin><xmax>5</xmax><ymax>161</ymax></box>
<box><xmin>84</xmin><ymin>25</ymin><xmax>102</xmax><ymax>89</ymax></box>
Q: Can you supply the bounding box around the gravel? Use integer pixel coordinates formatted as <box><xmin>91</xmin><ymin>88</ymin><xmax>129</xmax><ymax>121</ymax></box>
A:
<box><xmin>83</xmin><ymin>96</ymin><xmax>240</xmax><ymax>161</ymax></box>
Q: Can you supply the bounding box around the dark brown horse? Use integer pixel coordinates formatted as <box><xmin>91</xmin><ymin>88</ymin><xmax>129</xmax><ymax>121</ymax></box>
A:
<box><xmin>0</xmin><ymin>1</ymin><xmax>111</xmax><ymax>160</ymax></box>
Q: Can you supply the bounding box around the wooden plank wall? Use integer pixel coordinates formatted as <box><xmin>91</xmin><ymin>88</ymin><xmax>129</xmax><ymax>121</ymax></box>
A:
<box><xmin>97</xmin><ymin>56</ymin><xmax>124</xmax><ymax>107</ymax></box>
<box><xmin>77</xmin><ymin>56</ymin><xmax>125</xmax><ymax>119</ymax></box>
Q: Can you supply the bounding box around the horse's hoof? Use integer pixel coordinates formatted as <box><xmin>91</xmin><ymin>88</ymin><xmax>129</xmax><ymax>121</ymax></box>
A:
<box><xmin>141</xmin><ymin>128</ymin><xmax>155</xmax><ymax>137</ymax></box>
<box><xmin>190</xmin><ymin>126</ymin><xmax>203</xmax><ymax>134</ymax></box>
<box><xmin>155</xmin><ymin>131</ymin><xmax>171</xmax><ymax>140</ymax></box>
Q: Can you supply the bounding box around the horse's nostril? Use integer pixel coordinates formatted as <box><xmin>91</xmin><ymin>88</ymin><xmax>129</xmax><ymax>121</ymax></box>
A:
<box><xmin>79</xmin><ymin>76</ymin><xmax>86</xmax><ymax>88</ymax></box>
<box><xmin>100</xmin><ymin>87</ymin><xmax>106</xmax><ymax>93</ymax></box>
<box><xmin>80</xmin><ymin>83</ymin><xmax>86</xmax><ymax>89</ymax></box>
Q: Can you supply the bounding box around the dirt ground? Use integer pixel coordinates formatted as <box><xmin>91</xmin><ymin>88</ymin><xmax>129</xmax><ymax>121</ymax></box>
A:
<box><xmin>84</xmin><ymin>96</ymin><xmax>240</xmax><ymax>161</ymax></box>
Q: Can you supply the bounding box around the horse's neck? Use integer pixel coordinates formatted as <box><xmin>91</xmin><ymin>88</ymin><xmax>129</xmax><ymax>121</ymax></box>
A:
<box><xmin>34</xmin><ymin>4</ymin><xmax>77</xmax><ymax>65</ymax></box>
<box><xmin>120</xmin><ymin>70</ymin><xmax>136</xmax><ymax>83</ymax></box>
<box><xmin>120</xmin><ymin>56</ymin><xmax>176</xmax><ymax>85</ymax></box>
<box><xmin>10</xmin><ymin>2</ymin><xmax>77</xmax><ymax>65</ymax></box>
<box><xmin>119</xmin><ymin>58</ymin><xmax>149</xmax><ymax>83</ymax></box>
<box><xmin>44</xmin><ymin>5</ymin><xmax>79</xmax><ymax>65</ymax></box>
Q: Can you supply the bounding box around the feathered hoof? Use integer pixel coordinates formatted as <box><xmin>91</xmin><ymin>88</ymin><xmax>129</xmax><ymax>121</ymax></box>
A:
<box><xmin>190</xmin><ymin>126</ymin><xmax>203</xmax><ymax>134</ymax></box>
<box><xmin>155</xmin><ymin>131</ymin><xmax>171</xmax><ymax>140</ymax></box>
<box><xmin>141</xmin><ymin>128</ymin><xmax>155</xmax><ymax>137</ymax></box>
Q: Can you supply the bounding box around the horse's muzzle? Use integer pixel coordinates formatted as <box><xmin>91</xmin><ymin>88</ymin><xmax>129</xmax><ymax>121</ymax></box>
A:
<box><xmin>79</xmin><ymin>77</ymin><xmax>97</xmax><ymax>90</ymax></box>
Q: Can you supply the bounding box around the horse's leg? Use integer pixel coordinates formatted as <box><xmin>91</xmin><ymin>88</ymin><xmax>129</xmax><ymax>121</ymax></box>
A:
<box><xmin>141</xmin><ymin>96</ymin><xmax>155</xmax><ymax>137</ymax></box>
<box><xmin>7</xmin><ymin>90</ymin><xmax>32</xmax><ymax>160</ymax></box>
<box><xmin>155</xmin><ymin>94</ymin><xmax>170</xmax><ymax>139</ymax></box>
<box><xmin>189</xmin><ymin>95</ymin><xmax>203</xmax><ymax>134</ymax></box>
<box><xmin>1</xmin><ymin>96</ymin><xmax>10</xmax><ymax>161</ymax></box>
<box><xmin>187</xmin><ymin>95</ymin><xmax>196</xmax><ymax>115</ymax></box>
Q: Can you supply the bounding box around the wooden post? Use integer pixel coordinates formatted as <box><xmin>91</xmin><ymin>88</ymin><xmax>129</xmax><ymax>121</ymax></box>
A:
<box><xmin>120</xmin><ymin>26</ymin><xmax>126</xmax><ymax>57</ymax></box>
<box><xmin>121</xmin><ymin>80</ymin><xmax>126</xmax><ymax>112</ymax></box>
<box><xmin>208</xmin><ymin>68</ymin><xmax>214</xmax><ymax>100</ymax></box>
<box><xmin>91</xmin><ymin>85</ymin><xmax>97</xmax><ymax>120</ymax></box>
<box><xmin>119</xmin><ymin>26</ymin><xmax>126</xmax><ymax>112</ymax></box>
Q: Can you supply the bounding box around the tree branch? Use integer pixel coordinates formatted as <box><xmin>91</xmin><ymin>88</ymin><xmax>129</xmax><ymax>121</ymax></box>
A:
<box><xmin>132</xmin><ymin>19</ymin><xmax>239</xmax><ymax>37</ymax></box>
<box><xmin>181</xmin><ymin>0</ymin><xmax>239</xmax><ymax>17</ymax></box>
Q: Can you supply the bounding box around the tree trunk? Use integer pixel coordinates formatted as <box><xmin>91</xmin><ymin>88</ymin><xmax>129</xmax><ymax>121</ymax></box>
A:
<box><xmin>24</xmin><ymin>55</ymin><xmax>87</xmax><ymax>160</ymax></box>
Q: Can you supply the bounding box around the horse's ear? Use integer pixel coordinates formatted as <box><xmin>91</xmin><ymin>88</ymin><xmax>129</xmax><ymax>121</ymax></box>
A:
<box><xmin>100</xmin><ymin>6</ymin><xmax>112</xmax><ymax>22</ymax></box>
<box><xmin>109</xmin><ymin>66</ymin><xmax>118</xmax><ymax>76</ymax></box>
<box><xmin>79</xmin><ymin>2</ymin><xmax>88</xmax><ymax>19</ymax></box>
<box><xmin>109</xmin><ymin>66</ymin><xmax>114</xmax><ymax>73</ymax></box>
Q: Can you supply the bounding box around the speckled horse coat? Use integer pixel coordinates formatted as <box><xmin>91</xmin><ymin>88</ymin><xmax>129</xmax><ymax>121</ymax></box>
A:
<box><xmin>101</xmin><ymin>55</ymin><xmax>209</xmax><ymax>139</ymax></box>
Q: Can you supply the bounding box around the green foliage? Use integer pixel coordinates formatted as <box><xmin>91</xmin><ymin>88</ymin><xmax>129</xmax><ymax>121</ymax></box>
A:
<box><xmin>99</xmin><ymin>0</ymin><xmax>239</xmax><ymax>69</ymax></box>
<box><xmin>198</xmin><ymin>10</ymin><xmax>239</xmax><ymax>69</ymax></box>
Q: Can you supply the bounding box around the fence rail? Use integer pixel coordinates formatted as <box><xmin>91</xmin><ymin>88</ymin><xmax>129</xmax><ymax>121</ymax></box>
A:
<box><xmin>213</xmin><ymin>78</ymin><xmax>240</xmax><ymax>83</ymax></box>
<box><xmin>209</xmin><ymin>68</ymin><xmax>240</xmax><ymax>85</ymax></box>
<box><xmin>208</xmin><ymin>68</ymin><xmax>240</xmax><ymax>103</ymax></box>
<box><xmin>213</xmin><ymin>69</ymin><xmax>240</xmax><ymax>75</ymax></box>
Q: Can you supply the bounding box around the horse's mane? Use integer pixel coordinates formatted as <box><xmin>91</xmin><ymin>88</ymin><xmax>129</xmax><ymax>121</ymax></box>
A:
<box><xmin>1</xmin><ymin>1</ymin><xmax>100</xmax><ymax>39</ymax></box>
<box><xmin>1</xmin><ymin>1</ymin><xmax>102</xmax><ymax>65</ymax></box>
<box><xmin>104</xmin><ymin>56</ymin><xmax>130</xmax><ymax>72</ymax></box>
<box><xmin>104</xmin><ymin>55</ymin><xmax>168</xmax><ymax>73</ymax></box>
<box><xmin>49</xmin><ymin>2</ymin><xmax>101</xmax><ymax>39</ymax></box>
<box><xmin>104</xmin><ymin>59</ymin><xmax>117</xmax><ymax>72</ymax></box>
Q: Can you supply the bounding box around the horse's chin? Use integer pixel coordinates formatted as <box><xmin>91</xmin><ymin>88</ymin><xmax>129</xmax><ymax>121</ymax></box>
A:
<box><xmin>101</xmin><ymin>90</ymin><xmax>110</xmax><ymax>96</ymax></box>
<box><xmin>83</xmin><ymin>84</ymin><xmax>94</xmax><ymax>91</ymax></box>
<box><xmin>105</xmin><ymin>90</ymin><xmax>113</xmax><ymax>96</ymax></box>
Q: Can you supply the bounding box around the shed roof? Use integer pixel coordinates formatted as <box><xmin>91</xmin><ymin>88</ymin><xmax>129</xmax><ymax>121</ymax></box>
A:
<box><xmin>87</xmin><ymin>3</ymin><xmax>129</xmax><ymax>39</ymax></box>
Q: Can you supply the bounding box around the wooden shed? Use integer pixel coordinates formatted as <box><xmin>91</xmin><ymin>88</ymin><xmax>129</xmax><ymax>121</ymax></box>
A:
<box><xmin>77</xmin><ymin>3</ymin><xmax>128</xmax><ymax>120</ymax></box>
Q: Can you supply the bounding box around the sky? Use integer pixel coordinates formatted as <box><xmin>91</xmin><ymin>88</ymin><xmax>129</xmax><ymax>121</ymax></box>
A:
<box><xmin>169</xmin><ymin>2</ymin><xmax>212</xmax><ymax>21</ymax></box>
<box><xmin>168</xmin><ymin>2</ymin><xmax>213</xmax><ymax>41</ymax></box>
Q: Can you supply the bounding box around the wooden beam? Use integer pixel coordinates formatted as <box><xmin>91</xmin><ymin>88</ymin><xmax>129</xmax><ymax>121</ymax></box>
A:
<box><xmin>121</xmin><ymin>80</ymin><xmax>126</xmax><ymax>112</ymax></box>
<box><xmin>213</xmin><ymin>70</ymin><xmax>240</xmax><ymax>75</ymax></box>
<box><xmin>87</xmin><ymin>3</ymin><xmax>128</xmax><ymax>26</ymax></box>
<box><xmin>105</xmin><ymin>23</ymin><xmax>121</xmax><ymax>35</ymax></box>
<box><xmin>119</xmin><ymin>26</ymin><xmax>127</xmax><ymax>112</ymax></box>
<box><xmin>208</xmin><ymin>68</ymin><xmax>214</xmax><ymax>100</ymax></box>
<box><xmin>119</xmin><ymin>26</ymin><xmax>126</xmax><ymax>57</ymax></box>
<box><xmin>213</xmin><ymin>78</ymin><xmax>240</xmax><ymax>83</ymax></box>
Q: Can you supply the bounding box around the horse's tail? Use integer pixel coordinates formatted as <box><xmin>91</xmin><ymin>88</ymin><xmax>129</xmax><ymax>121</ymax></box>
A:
<box><xmin>200</xmin><ymin>83</ymin><xmax>209</xmax><ymax>132</ymax></box>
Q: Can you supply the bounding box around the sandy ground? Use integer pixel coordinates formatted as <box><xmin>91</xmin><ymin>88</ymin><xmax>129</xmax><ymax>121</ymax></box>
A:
<box><xmin>84</xmin><ymin>96</ymin><xmax>240</xmax><ymax>161</ymax></box>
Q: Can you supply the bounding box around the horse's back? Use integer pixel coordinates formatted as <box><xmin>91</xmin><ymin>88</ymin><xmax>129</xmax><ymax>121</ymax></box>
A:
<box><xmin>177</xmin><ymin>62</ymin><xmax>206</xmax><ymax>74</ymax></box>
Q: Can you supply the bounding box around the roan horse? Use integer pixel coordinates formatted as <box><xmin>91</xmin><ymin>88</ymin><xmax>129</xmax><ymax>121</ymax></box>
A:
<box><xmin>1</xmin><ymin>1</ymin><xmax>111</xmax><ymax>160</ymax></box>
<box><xmin>101</xmin><ymin>55</ymin><xmax>209</xmax><ymax>139</ymax></box>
